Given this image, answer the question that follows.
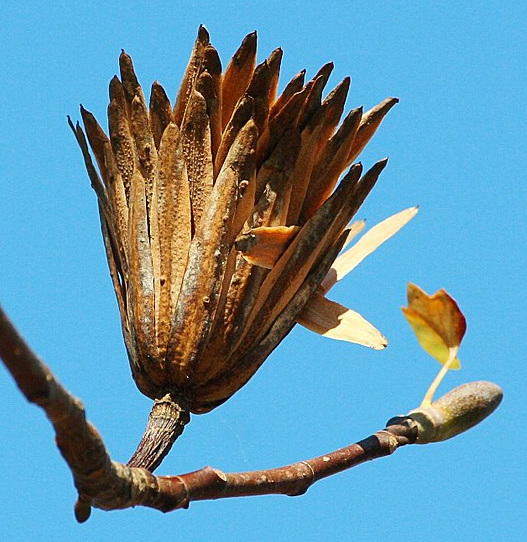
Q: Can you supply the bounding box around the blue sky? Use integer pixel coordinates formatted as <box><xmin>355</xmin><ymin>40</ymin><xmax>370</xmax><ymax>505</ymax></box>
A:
<box><xmin>1</xmin><ymin>1</ymin><xmax>525</xmax><ymax>540</ymax></box>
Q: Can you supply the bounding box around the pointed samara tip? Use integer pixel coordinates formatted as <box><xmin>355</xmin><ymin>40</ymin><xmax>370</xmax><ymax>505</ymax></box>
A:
<box><xmin>198</xmin><ymin>25</ymin><xmax>210</xmax><ymax>40</ymax></box>
<box><xmin>376</xmin><ymin>97</ymin><xmax>399</xmax><ymax>114</ymax></box>
<box><xmin>240</xmin><ymin>30</ymin><xmax>257</xmax><ymax>48</ymax></box>
<box><xmin>377</xmin><ymin>157</ymin><xmax>389</xmax><ymax>168</ymax></box>
<box><xmin>67</xmin><ymin>114</ymin><xmax>81</xmax><ymax>131</ymax></box>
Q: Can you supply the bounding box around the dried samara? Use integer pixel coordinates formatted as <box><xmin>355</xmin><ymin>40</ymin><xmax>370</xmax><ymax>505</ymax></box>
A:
<box><xmin>70</xmin><ymin>26</ymin><xmax>416</xmax><ymax>471</ymax></box>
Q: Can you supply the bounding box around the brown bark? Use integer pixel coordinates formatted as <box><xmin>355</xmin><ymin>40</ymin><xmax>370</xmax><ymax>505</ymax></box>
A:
<box><xmin>0</xmin><ymin>303</ymin><xmax>501</xmax><ymax>522</ymax></box>
<box><xmin>0</xmin><ymin>303</ymin><xmax>416</xmax><ymax>520</ymax></box>
<box><xmin>126</xmin><ymin>395</ymin><xmax>189</xmax><ymax>472</ymax></box>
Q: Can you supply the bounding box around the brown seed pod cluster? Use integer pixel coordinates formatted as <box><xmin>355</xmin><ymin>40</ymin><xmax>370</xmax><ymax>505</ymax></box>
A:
<box><xmin>70</xmin><ymin>26</ymin><xmax>402</xmax><ymax>471</ymax></box>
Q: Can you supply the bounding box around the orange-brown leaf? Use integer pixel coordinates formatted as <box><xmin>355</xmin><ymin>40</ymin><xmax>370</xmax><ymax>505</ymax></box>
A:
<box><xmin>402</xmin><ymin>284</ymin><xmax>466</xmax><ymax>370</ymax></box>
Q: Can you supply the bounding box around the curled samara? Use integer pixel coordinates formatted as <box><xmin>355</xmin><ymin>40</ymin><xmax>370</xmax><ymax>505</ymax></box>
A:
<box><xmin>70</xmin><ymin>26</ymin><xmax>415</xmax><ymax>471</ymax></box>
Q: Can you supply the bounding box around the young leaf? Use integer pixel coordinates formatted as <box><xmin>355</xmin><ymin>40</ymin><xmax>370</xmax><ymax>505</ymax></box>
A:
<box><xmin>402</xmin><ymin>283</ymin><xmax>466</xmax><ymax>368</ymax></box>
<box><xmin>402</xmin><ymin>283</ymin><xmax>467</xmax><ymax>406</ymax></box>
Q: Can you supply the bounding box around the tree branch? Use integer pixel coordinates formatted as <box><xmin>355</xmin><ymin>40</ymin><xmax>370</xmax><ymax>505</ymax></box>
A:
<box><xmin>0</xmin><ymin>303</ymin><xmax>501</xmax><ymax>522</ymax></box>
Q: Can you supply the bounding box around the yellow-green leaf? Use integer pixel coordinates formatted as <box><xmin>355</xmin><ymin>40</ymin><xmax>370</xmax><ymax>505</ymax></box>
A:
<box><xmin>402</xmin><ymin>283</ymin><xmax>466</xmax><ymax>369</ymax></box>
<box><xmin>402</xmin><ymin>308</ymin><xmax>461</xmax><ymax>368</ymax></box>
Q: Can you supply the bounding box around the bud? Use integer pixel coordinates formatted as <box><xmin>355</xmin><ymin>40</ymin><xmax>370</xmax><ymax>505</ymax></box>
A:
<box><xmin>408</xmin><ymin>381</ymin><xmax>503</xmax><ymax>444</ymax></box>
